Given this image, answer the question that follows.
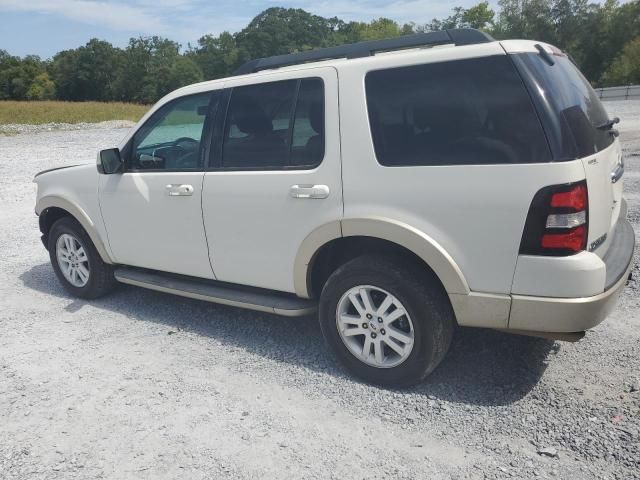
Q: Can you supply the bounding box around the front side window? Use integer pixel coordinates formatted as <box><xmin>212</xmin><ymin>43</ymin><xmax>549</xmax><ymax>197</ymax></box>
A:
<box><xmin>365</xmin><ymin>55</ymin><xmax>551</xmax><ymax>166</ymax></box>
<box><xmin>221</xmin><ymin>78</ymin><xmax>324</xmax><ymax>169</ymax></box>
<box><xmin>131</xmin><ymin>92</ymin><xmax>213</xmax><ymax>170</ymax></box>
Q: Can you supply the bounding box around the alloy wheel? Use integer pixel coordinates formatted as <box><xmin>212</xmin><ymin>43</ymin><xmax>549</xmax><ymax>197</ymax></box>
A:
<box><xmin>56</xmin><ymin>233</ymin><xmax>90</xmax><ymax>288</ymax></box>
<box><xmin>336</xmin><ymin>285</ymin><xmax>415</xmax><ymax>368</ymax></box>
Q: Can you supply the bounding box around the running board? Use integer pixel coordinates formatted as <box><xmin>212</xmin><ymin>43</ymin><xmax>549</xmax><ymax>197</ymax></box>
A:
<box><xmin>114</xmin><ymin>267</ymin><xmax>317</xmax><ymax>317</ymax></box>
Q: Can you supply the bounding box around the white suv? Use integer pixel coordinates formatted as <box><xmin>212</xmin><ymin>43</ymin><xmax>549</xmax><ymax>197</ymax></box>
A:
<box><xmin>34</xmin><ymin>29</ymin><xmax>635</xmax><ymax>386</ymax></box>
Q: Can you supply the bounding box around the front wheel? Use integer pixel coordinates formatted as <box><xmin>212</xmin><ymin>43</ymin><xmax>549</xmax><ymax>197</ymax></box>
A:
<box><xmin>319</xmin><ymin>255</ymin><xmax>454</xmax><ymax>387</ymax></box>
<box><xmin>48</xmin><ymin>216</ymin><xmax>116</xmax><ymax>299</ymax></box>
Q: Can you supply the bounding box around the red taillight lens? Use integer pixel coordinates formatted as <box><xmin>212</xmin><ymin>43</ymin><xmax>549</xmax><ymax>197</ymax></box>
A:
<box><xmin>519</xmin><ymin>181</ymin><xmax>589</xmax><ymax>256</ymax></box>
<box><xmin>541</xmin><ymin>225</ymin><xmax>587</xmax><ymax>252</ymax></box>
<box><xmin>549</xmin><ymin>184</ymin><xmax>587</xmax><ymax>211</ymax></box>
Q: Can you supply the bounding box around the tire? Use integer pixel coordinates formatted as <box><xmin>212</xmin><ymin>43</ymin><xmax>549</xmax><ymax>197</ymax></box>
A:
<box><xmin>48</xmin><ymin>216</ymin><xmax>116</xmax><ymax>299</ymax></box>
<box><xmin>319</xmin><ymin>255</ymin><xmax>454</xmax><ymax>387</ymax></box>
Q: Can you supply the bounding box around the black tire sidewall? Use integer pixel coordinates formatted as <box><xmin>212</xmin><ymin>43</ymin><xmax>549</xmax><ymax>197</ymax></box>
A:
<box><xmin>319</xmin><ymin>256</ymin><xmax>452</xmax><ymax>387</ymax></box>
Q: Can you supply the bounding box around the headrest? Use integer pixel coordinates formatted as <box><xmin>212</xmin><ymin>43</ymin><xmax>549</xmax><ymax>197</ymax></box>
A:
<box><xmin>233</xmin><ymin>99</ymin><xmax>273</xmax><ymax>135</ymax></box>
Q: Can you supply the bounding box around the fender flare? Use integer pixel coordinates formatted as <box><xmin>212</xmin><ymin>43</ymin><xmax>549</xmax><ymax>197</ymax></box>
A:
<box><xmin>293</xmin><ymin>217</ymin><xmax>469</xmax><ymax>298</ymax></box>
<box><xmin>36</xmin><ymin>195</ymin><xmax>114</xmax><ymax>264</ymax></box>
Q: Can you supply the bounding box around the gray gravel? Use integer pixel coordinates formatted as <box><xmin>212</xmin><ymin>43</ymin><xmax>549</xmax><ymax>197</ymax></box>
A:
<box><xmin>0</xmin><ymin>101</ymin><xmax>639</xmax><ymax>480</ymax></box>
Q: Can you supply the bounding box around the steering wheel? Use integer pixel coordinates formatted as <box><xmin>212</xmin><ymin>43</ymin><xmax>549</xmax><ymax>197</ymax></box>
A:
<box><xmin>173</xmin><ymin>137</ymin><xmax>199</xmax><ymax>149</ymax></box>
<box><xmin>170</xmin><ymin>137</ymin><xmax>200</xmax><ymax>168</ymax></box>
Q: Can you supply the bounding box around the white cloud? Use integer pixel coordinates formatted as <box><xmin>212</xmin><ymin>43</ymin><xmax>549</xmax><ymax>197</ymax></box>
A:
<box><xmin>0</xmin><ymin>0</ymin><xmax>252</xmax><ymax>45</ymax></box>
<box><xmin>0</xmin><ymin>0</ymin><xmax>481</xmax><ymax>55</ymax></box>
<box><xmin>0</xmin><ymin>0</ymin><xmax>169</xmax><ymax>33</ymax></box>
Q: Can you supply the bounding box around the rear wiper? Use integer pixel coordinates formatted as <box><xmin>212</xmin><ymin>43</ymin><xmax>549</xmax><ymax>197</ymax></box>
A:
<box><xmin>597</xmin><ymin>116</ymin><xmax>620</xmax><ymax>130</ymax></box>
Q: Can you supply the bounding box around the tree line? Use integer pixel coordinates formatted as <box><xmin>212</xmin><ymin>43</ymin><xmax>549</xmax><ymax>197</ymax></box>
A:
<box><xmin>1</xmin><ymin>0</ymin><xmax>639</xmax><ymax>104</ymax></box>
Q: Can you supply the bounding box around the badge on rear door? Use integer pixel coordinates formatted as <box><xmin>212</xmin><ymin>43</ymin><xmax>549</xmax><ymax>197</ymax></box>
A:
<box><xmin>589</xmin><ymin>233</ymin><xmax>607</xmax><ymax>252</ymax></box>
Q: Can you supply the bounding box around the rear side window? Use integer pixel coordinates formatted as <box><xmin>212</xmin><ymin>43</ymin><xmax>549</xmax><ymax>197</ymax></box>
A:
<box><xmin>221</xmin><ymin>78</ymin><xmax>324</xmax><ymax>169</ymax></box>
<box><xmin>365</xmin><ymin>55</ymin><xmax>551</xmax><ymax>166</ymax></box>
<box><xmin>513</xmin><ymin>53</ymin><xmax>614</xmax><ymax>159</ymax></box>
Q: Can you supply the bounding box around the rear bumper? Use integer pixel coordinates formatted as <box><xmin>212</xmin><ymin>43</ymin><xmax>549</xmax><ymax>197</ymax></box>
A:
<box><xmin>508</xmin><ymin>218</ymin><xmax>635</xmax><ymax>333</ymax></box>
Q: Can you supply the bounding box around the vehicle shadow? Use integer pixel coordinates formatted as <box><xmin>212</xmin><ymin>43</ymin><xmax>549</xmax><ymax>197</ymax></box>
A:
<box><xmin>20</xmin><ymin>263</ymin><xmax>557</xmax><ymax>407</ymax></box>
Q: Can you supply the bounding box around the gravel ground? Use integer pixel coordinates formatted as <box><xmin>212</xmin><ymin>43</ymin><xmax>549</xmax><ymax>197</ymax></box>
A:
<box><xmin>1</xmin><ymin>101</ymin><xmax>639</xmax><ymax>480</ymax></box>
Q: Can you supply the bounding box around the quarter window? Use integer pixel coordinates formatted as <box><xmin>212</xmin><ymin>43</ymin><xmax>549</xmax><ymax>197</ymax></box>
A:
<box><xmin>514</xmin><ymin>53</ymin><xmax>614</xmax><ymax>159</ymax></box>
<box><xmin>131</xmin><ymin>92</ymin><xmax>213</xmax><ymax>170</ymax></box>
<box><xmin>221</xmin><ymin>78</ymin><xmax>325</xmax><ymax>169</ymax></box>
<box><xmin>365</xmin><ymin>55</ymin><xmax>551</xmax><ymax>166</ymax></box>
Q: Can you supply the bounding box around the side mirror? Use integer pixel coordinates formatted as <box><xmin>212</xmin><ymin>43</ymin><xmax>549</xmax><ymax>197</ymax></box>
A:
<box><xmin>98</xmin><ymin>148</ymin><xmax>124</xmax><ymax>174</ymax></box>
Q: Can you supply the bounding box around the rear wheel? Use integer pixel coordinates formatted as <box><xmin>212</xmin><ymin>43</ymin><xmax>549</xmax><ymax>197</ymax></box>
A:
<box><xmin>319</xmin><ymin>255</ymin><xmax>454</xmax><ymax>387</ymax></box>
<box><xmin>48</xmin><ymin>217</ymin><xmax>116</xmax><ymax>299</ymax></box>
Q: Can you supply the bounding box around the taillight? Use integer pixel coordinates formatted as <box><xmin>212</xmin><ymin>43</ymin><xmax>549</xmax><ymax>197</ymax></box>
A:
<box><xmin>520</xmin><ymin>181</ymin><xmax>588</xmax><ymax>256</ymax></box>
<box><xmin>549</xmin><ymin>184</ymin><xmax>587</xmax><ymax>210</ymax></box>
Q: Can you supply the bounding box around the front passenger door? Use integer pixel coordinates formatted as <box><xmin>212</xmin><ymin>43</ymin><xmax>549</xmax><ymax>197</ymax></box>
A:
<box><xmin>99</xmin><ymin>91</ymin><xmax>218</xmax><ymax>279</ymax></box>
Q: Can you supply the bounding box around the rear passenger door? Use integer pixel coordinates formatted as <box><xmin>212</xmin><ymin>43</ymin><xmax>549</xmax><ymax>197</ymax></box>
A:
<box><xmin>201</xmin><ymin>67</ymin><xmax>341</xmax><ymax>293</ymax></box>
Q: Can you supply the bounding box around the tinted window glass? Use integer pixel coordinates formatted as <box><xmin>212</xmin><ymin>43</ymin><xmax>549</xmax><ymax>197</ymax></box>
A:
<box><xmin>291</xmin><ymin>78</ymin><xmax>325</xmax><ymax>166</ymax></box>
<box><xmin>221</xmin><ymin>78</ymin><xmax>325</xmax><ymax>169</ymax></box>
<box><xmin>365</xmin><ymin>55</ymin><xmax>551</xmax><ymax>166</ymax></box>
<box><xmin>131</xmin><ymin>92</ymin><xmax>212</xmax><ymax>170</ymax></box>
<box><xmin>515</xmin><ymin>53</ymin><xmax>613</xmax><ymax>159</ymax></box>
<box><xmin>222</xmin><ymin>80</ymin><xmax>296</xmax><ymax>169</ymax></box>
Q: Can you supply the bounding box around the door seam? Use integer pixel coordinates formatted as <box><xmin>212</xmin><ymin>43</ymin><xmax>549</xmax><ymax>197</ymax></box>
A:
<box><xmin>200</xmin><ymin>172</ymin><xmax>218</xmax><ymax>279</ymax></box>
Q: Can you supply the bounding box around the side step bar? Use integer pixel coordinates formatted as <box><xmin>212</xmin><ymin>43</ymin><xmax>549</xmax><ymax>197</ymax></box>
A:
<box><xmin>114</xmin><ymin>267</ymin><xmax>317</xmax><ymax>317</ymax></box>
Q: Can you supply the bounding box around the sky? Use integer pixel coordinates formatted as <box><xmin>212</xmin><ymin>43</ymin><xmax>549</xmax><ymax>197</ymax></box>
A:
<box><xmin>0</xmin><ymin>0</ymin><xmax>493</xmax><ymax>58</ymax></box>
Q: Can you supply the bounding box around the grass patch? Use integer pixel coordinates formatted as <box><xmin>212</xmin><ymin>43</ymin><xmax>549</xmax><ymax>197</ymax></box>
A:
<box><xmin>0</xmin><ymin>101</ymin><xmax>150</xmax><ymax>125</ymax></box>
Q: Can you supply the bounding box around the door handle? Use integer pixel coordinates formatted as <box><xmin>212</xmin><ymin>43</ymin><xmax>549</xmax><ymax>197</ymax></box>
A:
<box><xmin>290</xmin><ymin>184</ymin><xmax>330</xmax><ymax>199</ymax></box>
<box><xmin>611</xmin><ymin>159</ymin><xmax>624</xmax><ymax>184</ymax></box>
<box><xmin>166</xmin><ymin>184</ymin><xmax>194</xmax><ymax>196</ymax></box>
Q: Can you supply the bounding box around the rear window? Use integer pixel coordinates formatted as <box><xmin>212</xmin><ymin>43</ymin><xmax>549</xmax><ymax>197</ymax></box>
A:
<box><xmin>365</xmin><ymin>55</ymin><xmax>551</xmax><ymax>167</ymax></box>
<box><xmin>514</xmin><ymin>53</ymin><xmax>614</xmax><ymax>159</ymax></box>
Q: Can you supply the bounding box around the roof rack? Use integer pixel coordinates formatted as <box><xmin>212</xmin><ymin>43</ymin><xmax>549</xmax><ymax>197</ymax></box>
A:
<box><xmin>233</xmin><ymin>28</ymin><xmax>495</xmax><ymax>76</ymax></box>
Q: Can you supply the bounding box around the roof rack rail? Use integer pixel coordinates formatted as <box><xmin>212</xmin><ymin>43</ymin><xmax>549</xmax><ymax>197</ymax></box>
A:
<box><xmin>233</xmin><ymin>28</ymin><xmax>495</xmax><ymax>76</ymax></box>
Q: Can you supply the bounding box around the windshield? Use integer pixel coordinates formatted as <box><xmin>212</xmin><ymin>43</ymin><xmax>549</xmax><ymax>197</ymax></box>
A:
<box><xmin>514</xmin><ymin>53</ymin><xmax>614</xmax><ymax>160</ymax></box>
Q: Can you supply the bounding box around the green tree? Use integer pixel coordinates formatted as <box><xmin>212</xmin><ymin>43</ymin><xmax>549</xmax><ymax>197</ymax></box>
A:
<box><xmin>0</xmin><ymin>53</ymin><xmax>48</xmax><ymax>100</ymax></box>
<box><xmin>422</xmin><ymin>7</ymin><xmax>465</xmax><ymax>31</ymax></box>
<box><xmin>77</xmin><ymin>39</ymin><xmax>123</xmax><ymax>100</ymax></box>
<box><xmin>234</xmin><ymin>7</ymin><xmax>335</xmax><ymax>61</ymax></box>
<box><xmin>52</xmin><ymin>39</ymin><xmax>122</xmax><ymax>100</ymax></box>
<box><xmin>167</xmin><ymin>56</ymin><xmax>204</xmax><ymax>91</ymax></box>
<box><xmin>493</xmin><ymin>0</ymin><xmax>556</xmax><ymax>41</ymax></box>
<box><xmin>356</xmin><ymin>18</ymin><xmax>405</xmax><ymax>40</ymax></box>
<box><xmin>0</xmin><ymin>50</ymin><xmax>19</xmax><ymax>100</ymax></box>
<box><xmin>50</xmin><ymin>49</ymin><xmax>80</xmax><ymax>100</ymax></box>
<box><xmin>115</xmin><ymin>36</ymin><xmax>184</xmax><ymax>103</ymax></box>
<box><xmin>2</xmin><ymin>2</ymin><xmax>640</xmax><ymax>101</ymax></box>
<box><xmin>463</xmin><ymin>2</ymin><xmax>496</xmax><ymax>29</ymax></box>
<box><xmin>26</xmin><ymin>72</ymin><xmax>56</xmax><ymax>100</ymax></box>
<box><xmin>421</xmin><ymin>2</ymin><xmax>494</xmax><ymax>32</ymax></box>
<box><xmin>601</xmin><ymin>36</ymin><xmax>640</xmax><ymax>85</ymax></box>
<box><xmin>189</xmin><ymin>31</ymin><xmax>240</xmax><ymax>80</ymax></box>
